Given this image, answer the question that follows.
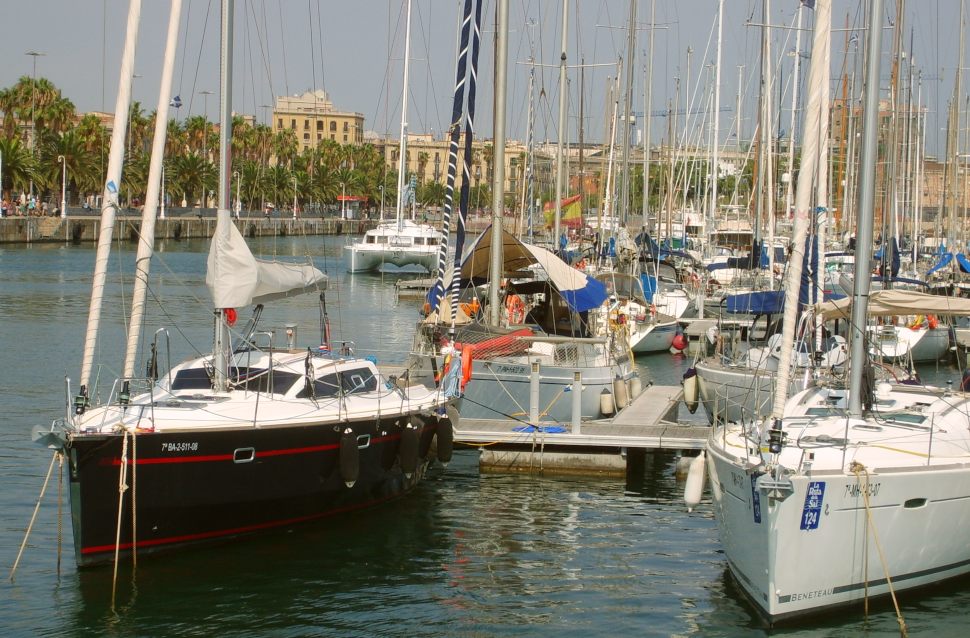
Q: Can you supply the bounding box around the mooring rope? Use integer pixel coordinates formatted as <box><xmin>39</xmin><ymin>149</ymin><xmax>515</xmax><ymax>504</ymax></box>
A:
<box><xmin>9</xmin><ymin>450</ymin><xmax>60</xmax><ymax>582</ymax></box>
<box><xmin>57</xmin><ymin>452</ymin><xmax>64</xmax><ymax>581</ymax></box>
<box><xmin>111</xmin><ymin>430</ymin><xmax>131</xmax><ymax>611</ymax></box>
<box><xmin>851</xmin><ymin>461</ymin><xmax>908</xmax><ymax>637</ymax></box>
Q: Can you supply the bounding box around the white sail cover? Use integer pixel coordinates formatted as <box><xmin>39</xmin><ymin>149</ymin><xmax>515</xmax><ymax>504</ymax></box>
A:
<box><xmin>206</xmin><ymin>210</ymin><xmax>326</xmax><ymax>308</ymax></box>
<box><xmin>816</xmin><ymin>289</ymin><xmax>970</xmax><ymax>320</ymax></box>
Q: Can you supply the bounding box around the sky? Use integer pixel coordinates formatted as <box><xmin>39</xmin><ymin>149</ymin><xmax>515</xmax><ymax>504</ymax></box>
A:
<box><xmin>0</xmin><ymin>0</ymin><xmax>966</xmax><ymax>157</ymax></box>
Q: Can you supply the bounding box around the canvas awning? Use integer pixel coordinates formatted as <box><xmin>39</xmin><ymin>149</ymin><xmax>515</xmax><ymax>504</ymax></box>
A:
<box><xmin>815</xmin><ymin>289</ymin><xmax>970</xmax><ymax>320</ymax></box>
<box><xmin>452</xmin><ymin>224</ymin><xmax>607</xmax><ymax>312</ymax></box>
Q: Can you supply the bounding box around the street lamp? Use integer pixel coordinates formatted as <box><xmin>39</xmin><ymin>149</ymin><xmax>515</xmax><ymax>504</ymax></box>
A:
<box><xmin>25</xmin><ymin>50</ymin><xmax>45</xmax><ymax>196</ymax></box>
<box><xmin>292</xmin><ymin>174</ymin><xmax>298</xmax><ymax>220</ymax></box>
<box><xmin>57</xmin><ymin>155</ymin><xmax>66</xmax><ymax>218</ymax></box>
<box><xmin>233</xmin><ymin>170</ymin><xmax>241</xmax><ymax>218</ymax></box>
<box><xmin>199</xmin><ymin>90</ymin><xmax>213</xmax><ymax>207</ymax></box>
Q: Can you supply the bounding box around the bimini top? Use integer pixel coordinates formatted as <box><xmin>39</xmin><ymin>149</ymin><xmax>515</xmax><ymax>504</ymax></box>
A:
<box><xmin>446</xmin><ymin>224</ymin><xmax>608</xmax><ymax>313</ymax></box>
<box><xmin>815</xmin><ymin>289</ymin><xmax>970</xmax><ymax>320</ymax></box>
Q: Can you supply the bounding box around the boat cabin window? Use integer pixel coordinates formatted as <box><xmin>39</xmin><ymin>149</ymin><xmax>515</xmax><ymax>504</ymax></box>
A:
<box><xmin>366</xmin><ymin>235</ymin><xmax>376</xmax><ymax>244</ymax></box>
<box><xmin>233</xmin><ymin>369</ymin><xmax>302</xmax><ymax>395</ymax></box>
<box><xmin>295</xmin><ymin>367</ymin><xmax>378</xmax><ymax>399</ymax></box>
<box><xmin>377</xmin><ymin>236</ymin><xmax>388</xmax><ymax>244</ymax></box>
<box><xmin>427</xmin><ymin>237</ymin><xmax>438</xmax><ymax>246</ymax></box>
<box><xmin>414</xmin><ymin>237</ymin><xmax>424</xmax><ymax>245</ymax></box>
<box><xmin>171</xmin><ymin>367</ymin><xmax>213</xmax><ymax>390</ymax></box>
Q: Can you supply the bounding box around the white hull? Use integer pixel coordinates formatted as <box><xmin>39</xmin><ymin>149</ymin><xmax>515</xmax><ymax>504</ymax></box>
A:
<box><xmin>629</xmin><ymin>320</ymin><xmax>678</xmax><ymax>353</ymax></box>
<box><xmin>706</xmin><ymin>386</ymin><xmax>970</xmax><ymax>622</ymax></box>
<box><xmin>345</xmin><ymin>244</ymin><xmax>438</xmax><ymax>273</ymax></box>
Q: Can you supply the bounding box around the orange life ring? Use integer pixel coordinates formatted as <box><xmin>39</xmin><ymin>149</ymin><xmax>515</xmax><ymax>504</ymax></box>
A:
<box><xmin>224</xmin><ymin>308</ymin><xmax>237</xmax><ymax>326</ymax></box>
<box><xmin>506</xmin><ymin>294</ymin><xmax>526</xmax><ymax>324</ymax></box>
<box><xmin>927</xmin><ymin>315</ymin><xmax>939</xmax><ymax>330</ymax></box>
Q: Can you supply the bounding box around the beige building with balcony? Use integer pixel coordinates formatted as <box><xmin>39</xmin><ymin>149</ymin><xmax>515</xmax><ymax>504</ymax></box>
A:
<box><xmin>273</xmin><ymin>90</ymin><xmax>364</xmax><ymax>149</ymax></box>
<box><xmin>373</xmin><ymin>133</ymin><xmax>529</xmax><ymax>204</ymax></box>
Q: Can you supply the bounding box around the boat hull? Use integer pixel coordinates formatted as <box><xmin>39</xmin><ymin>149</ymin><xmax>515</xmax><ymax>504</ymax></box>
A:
<box><xmin>344</xmin><ymin>245</ymin><xmax>437</xmax><ymax>273</ymax></box>
<box><xmin>695</xmin><ymin>360</ymin><xmax>809</xmax><ymax>424</ymax></box>
<box><xmin>707</xmin><ymin>441</ymin><xmax>970</xmax><ymax>622</ymax></box>
<box><xmin>458</xmin><ymin>357</ymin><xmax>627</xmax><ymax>422</ymax></box>
<box><xmin>66</xmin><ymin>416</ymin><xmax>437</xmax><ymax>567</ymax></box>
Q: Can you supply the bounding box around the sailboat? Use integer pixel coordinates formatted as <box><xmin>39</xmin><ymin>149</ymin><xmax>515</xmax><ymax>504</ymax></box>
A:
<box><xmin>345</xmin><ymin>0</ymin><xmax>444</xmax><ymax>273</ymax></box>
<box><xmin>705</xmin><ymin>0</ymin><xmax>970</xmax><ymax>622</ymax></box>
<box><xmin>36</xmin><ymin>0</ymin><xmax>451</xmax><ymax>568</ymax></box>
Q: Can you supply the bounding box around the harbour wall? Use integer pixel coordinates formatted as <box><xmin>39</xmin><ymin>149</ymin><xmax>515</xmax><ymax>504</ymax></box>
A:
<box><xmin>0</xmin><ymin>213</ymin><xmax>378</xmax><ymax>245</ymax></box>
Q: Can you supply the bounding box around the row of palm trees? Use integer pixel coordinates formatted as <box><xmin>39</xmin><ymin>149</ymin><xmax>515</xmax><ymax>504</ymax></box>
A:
<box><xmin>0</xmin><ymin>76</ymin><xmax>432</xmax><ymax>214</ymax></box>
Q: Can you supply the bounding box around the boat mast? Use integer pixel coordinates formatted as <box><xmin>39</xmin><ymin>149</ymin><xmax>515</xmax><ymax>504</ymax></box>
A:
<box><xmin>553</xmin><ymin>0</ymin><xmax>568</xmax><ymax>247</ymax></box>
<box><xmin>395</xmin><ymin>0</ymin><xmax>414</xmax><ymax>233</ymax></box>
<box><xmin>783</xmin><ymin>2</ymin><xmax>803</xmax><ymax>224</ymax></box>
<box><xmin>518</xmin><ymin>61</ymin><xmax>535</xmax><ymax>240</ymax></box>
<box><xmin>77</xmin><ymin>0</ymin><xmax>142</xmax><ymax>410</ymax></box>
<box><xmin>771</xmin><ymin>0</ymin><xmax>831</xmax><ymax>421</ymax></box>
<box><xmin>847</xmin><ymin>0</ymin><xmax>886</xmax><ymax>417</ymax></box>
<box><xmin>123</xmin><ymin>0</ymin><xmax>183</xmax><ymax>380</ymax></box>
<box><xmin>642</xmin><ymin>0</ymin><xmax>656</xmax><ymax>234</ymax></box>
<box><xmin>710</xmin><ymin>0</ymin><xmax>723</xmax><ymax>250</ymax></box>
<box><xmin>212</xmin><ymin>0</ymin><xmax>235</xmax><ymax>393</ymax></box>
<box><xmin>944</xmin><ymin>0</ymin><xmax>965</xmax><ymax>252</ymax></box>
<box><xmin>619</xmin><ymin>0</ymin><xmax>637</xmax><ymax>226</ymax></box>
<box><xmin>487</xmin><ymin>0</ymin><xmax>509</xmax><ymax>325</ymax></box>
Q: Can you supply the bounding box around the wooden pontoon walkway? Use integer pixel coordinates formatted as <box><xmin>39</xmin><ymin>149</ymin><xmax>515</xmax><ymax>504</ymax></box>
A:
<box><xmin>453</xmin><ymin>384</ymin><xmax>712</xmax><ymax>476</ymax></box>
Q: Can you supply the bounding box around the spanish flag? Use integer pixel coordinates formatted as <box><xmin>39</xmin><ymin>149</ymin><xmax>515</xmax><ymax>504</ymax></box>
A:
<box><xmin>543</xmin><ymin>194</ymin><xmax>583</xmax><ymax>229</ymax></box>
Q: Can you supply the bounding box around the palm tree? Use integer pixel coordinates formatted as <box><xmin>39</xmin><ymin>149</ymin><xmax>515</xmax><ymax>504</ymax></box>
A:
<box><xmin>40</xmin><ymin>130</ymin><xmax>98</xmax><ymax>205</ymax></box>
<box><xmin>170</xmin><ymin>152</ymin><xmax>209</xmax><ymax>206</ymax></box>
<box><xmin>0</xmin><ymin>136</ymin><xmax>35</xmax><ymax>196</ymax></box>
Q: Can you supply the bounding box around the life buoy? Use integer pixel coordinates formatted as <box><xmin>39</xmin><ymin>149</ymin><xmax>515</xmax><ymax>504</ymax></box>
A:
<box><xmin>461</xmin><ymin>343</ymin><xmax>474</xmax><ymax>389</ymax></box>
<box><xmin>224</xmin><ymin>308</ymin><xmax>237</xmax><ymax>326</ymax></box>
<box><xmin>575</xmin><ymin>258</ymin><xmax>587</xmax><ymax>270</ymax></box>
<box><xmin>506</xmin><ymin>294</ymin><xmax>526</xmax><ymax>324</ymax></box>
<box><xmin>927</xmin><ymin>314</ymin><xmax>939</xmax><ymax>330</ymax></box>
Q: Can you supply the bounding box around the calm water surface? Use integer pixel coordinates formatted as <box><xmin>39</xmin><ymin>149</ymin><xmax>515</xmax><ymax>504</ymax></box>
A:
<box><xmin>1</xmin><ymin>236</ymin><xmax>968</xmax><ymax>637</ymax></box>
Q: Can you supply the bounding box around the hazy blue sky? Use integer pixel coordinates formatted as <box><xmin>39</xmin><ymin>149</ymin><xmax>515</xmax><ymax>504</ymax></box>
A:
<box><xmin>1</xmin><ymin>1</ymin><xmax>966</xmax><ymax>155</ymax></box>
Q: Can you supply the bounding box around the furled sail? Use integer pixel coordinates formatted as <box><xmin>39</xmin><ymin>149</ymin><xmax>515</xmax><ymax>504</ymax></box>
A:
<box><xmin>206</xmin><ymin>210</ymin><xmax>326</xmax><ymax>309</ymax></box>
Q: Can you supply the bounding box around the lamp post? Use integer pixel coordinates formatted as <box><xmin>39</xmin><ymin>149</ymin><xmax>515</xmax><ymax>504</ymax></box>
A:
<box><xmin>58</xmin><ymin>155</ymin><xmax>66</xmax><ymax>218</ymax></box>
<box><xmin>233</xmin><ymin>170</ymin><xmax>241</xmax><ymax>218</ymax></box>
<box><xmin>25</xmin><ymin>50</ymin><xmax>45</xmax><ymax>197</ymax></box>
<box><xmin>341</xmin><ymin>182</ymin><xmax>347</xmax><ymax>219</ymax></box>
<box><xmin>292</xmin><ymin>174</ymin><xmax>298</xmax><ymax>219</ymax></box>
<box><xmin>199</xmin><ymin>90</ymin><xmax>213</xmax><ymax>207</ymax></box>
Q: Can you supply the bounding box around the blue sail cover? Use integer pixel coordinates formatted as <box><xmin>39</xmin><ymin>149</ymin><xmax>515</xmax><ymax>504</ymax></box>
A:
<box><xmin>959</xmin><ymin>253</ymin><xmax>970</xmax><ymax>274</ymax></box>
<box><xmin>725</xmin><ymin>234</ymin><xmax>817</xmax><ymax>314</ymax></box>
<box><xmin>726</xmin><ymin>290</ymin><xmax>785</xmax><ymax>314</ymax></box>
<box><xmin>639</xmin><ymin>274</ymin><xmax>657</xmax><ymax>302</ymax></box>
<box><xmin>927</xmin><ymin>252</ymin><xmax>953</xmax><ymax>276</ymax></box>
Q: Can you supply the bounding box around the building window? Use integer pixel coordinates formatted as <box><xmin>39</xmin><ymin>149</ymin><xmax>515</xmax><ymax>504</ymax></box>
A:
<box><xmin>316</xmin><ymin>121</ymin><xmax>323</xmax><ymax>131</ymax></box>
<box><xmin>304</xmin><ymin>120</ymin><xmax>309</xmax><ymax>130</ymax></box>
<box><xmin>343</xmin><ymin>135</ymin><xmax>348</xmax><ymax>142</ymax></box>
<box><xmin>330</xmin><ymin>121</ymin><xmax>337</xmax><ymax>132</ymax></box>
<box><xmin>290</xmin><ymin>119</ymin><xmax>296</xmax><ymax>129</ymax></box>
<box><xmin>317</xmin><ymin>133</ymin><xmax>322</xmax><ymax>140</ymax></box>
<box><xmin>331</xmin><ymin>134</ymin><xmax>336</xmax><ymax>140</ymax></box>
<box><xmin>304</xmin><ymin>133</ymin><xmax>310</xmax><ymax>141</ymax></box>
<box><xmin>277</xmin><ymin>118</ymin><xmax>283</xmax><ymax>129</ymax></box>
<box><xmin>343</xmin><ymin>122</ymin><xmax>349</xmax><ymax>132</ymax></box>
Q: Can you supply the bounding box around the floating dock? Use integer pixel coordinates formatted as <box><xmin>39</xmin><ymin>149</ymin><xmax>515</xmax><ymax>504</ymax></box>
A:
<box><xmin>453</xmin><ymin>384</ymin><xmax>711</xmax><ymax>477</ymax></box>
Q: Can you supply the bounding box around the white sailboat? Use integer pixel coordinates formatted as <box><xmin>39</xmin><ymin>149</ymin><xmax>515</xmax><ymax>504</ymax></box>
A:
<box><xmin>705</xmin><ymin>0</ymin><xmax>970</xmax><ymax>623</ymax></box>
<box><xmin>345</xmin><ymin>0</ymin><xmax>443</xmax><ymax>273</ymax></box>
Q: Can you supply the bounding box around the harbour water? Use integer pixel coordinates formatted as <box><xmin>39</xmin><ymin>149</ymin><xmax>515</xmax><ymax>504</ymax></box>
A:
<box><xmin>2</xmin><ymin>236</ymin><xmax>969</xmax><ymax>637</ymax></box>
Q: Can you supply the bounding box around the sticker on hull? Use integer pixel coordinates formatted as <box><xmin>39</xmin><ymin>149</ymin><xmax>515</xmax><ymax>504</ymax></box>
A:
<box><xmin>800</xmin><ymin>481</ymin><xmax>825</xmax><ymax>530</ymax></box>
